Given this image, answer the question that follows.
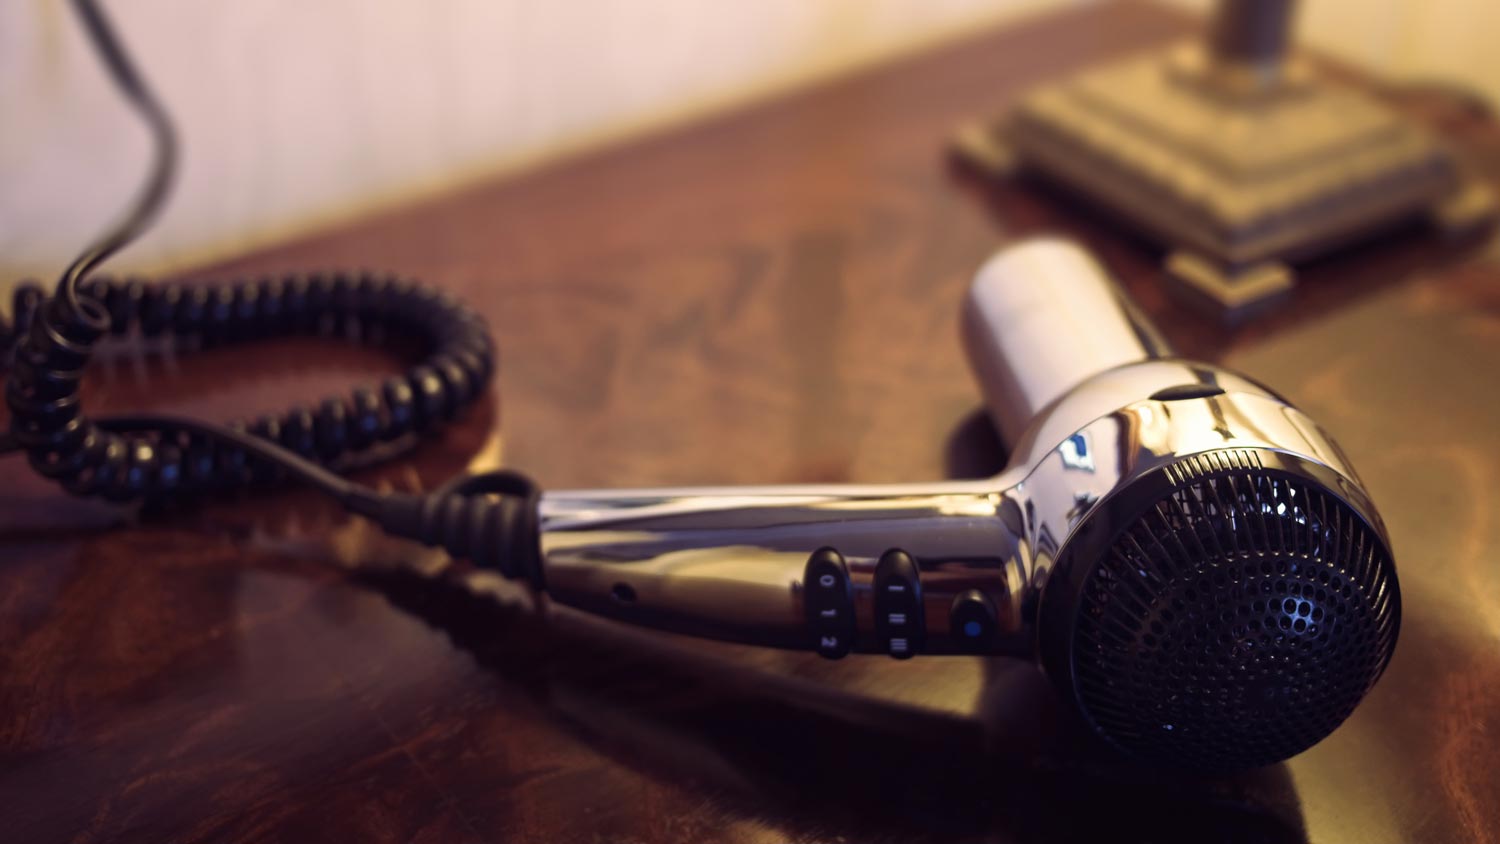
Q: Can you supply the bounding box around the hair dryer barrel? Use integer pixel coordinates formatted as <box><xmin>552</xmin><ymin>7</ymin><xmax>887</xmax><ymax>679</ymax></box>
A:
<box><xmin>961</xmin><ymin>239</ymin><xmax>1171</xmax><ymax>447</ymax></box>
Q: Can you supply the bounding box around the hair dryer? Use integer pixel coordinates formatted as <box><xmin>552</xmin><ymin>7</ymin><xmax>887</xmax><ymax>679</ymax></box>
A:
<box><xmin>536</xmin><ymin>239</ymin><xmax>1401</xmax><ymax>772</ymax></box>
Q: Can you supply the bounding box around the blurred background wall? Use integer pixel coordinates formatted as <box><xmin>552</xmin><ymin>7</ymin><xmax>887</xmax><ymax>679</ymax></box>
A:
<box><xmin>3</xmin><ymin>0</ymin><xmax>1496</xmax><ymax>280</ymax></box>
<box><xmin>0</xmin><ymin>0</ymin><xmax>1075</xmax><ymax>280</ymax></box>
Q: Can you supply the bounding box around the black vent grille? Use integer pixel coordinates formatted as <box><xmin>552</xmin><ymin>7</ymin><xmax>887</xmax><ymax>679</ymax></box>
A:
<box><xmin>1070</xmin><ymin>466</ymin><xmax>1400</xmax><ymax>770</ymax></box>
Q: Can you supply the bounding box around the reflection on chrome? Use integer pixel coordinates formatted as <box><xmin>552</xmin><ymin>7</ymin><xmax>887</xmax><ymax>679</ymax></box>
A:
<box><xmin>538</xmin><ymin>359</ymin><xmax>1365</xmax><ymax>656</ymax></box>
<box><xmin>1059</xmin><ymin>432</ymin><xmax>1095</xmax><ymax>472</ymax></box>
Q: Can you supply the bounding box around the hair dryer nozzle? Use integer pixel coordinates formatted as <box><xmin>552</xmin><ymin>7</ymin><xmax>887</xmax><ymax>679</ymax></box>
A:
<box><xmin>1039</xmin><ymin>447</ymin><xmax>1401</xmax><ymax>772</ymax></box>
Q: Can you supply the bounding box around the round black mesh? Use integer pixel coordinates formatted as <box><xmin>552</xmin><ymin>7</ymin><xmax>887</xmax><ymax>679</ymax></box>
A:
<box><xmin>1068</xmin><ymin>465</ymin><xmax>1400</xmax><ymax>771</ymax></box>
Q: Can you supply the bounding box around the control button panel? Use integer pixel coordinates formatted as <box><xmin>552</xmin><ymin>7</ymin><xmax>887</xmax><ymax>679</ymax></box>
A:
<box><xmin>949</xmin><ymin>588</ymin><xmax>998</xmax><ymax>652</ymax></box>
<box><xmin>874</xmin><ymin>548</ymin><xmax>923</xmax><ymax>659</ymax></box>
<box><xmin>804</xmin><ymin>547</ymin><xmax>854</xmax><ymax>659</ymax></box>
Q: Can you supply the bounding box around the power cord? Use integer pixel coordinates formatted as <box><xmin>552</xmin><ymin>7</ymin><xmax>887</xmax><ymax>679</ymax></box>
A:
<box><xmin>0</xmin><ymin>0</ymin><xmax>543</xmax><ymax>585</ymax></box>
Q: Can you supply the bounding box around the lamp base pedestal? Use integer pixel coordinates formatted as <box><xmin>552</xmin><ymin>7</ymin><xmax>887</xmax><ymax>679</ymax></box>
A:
<box><xmin>954</xmin><ymin>43</ymin><xmax>1495</xmax><ymax>321</ymax></box>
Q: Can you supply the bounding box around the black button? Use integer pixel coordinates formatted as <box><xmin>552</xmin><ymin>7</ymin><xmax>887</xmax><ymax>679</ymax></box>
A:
<box><xmin>805</xmin><ymin>547</ymin><xmax>854</xmax><ymax>659</ymax></box>
<box><xmin>950</xmin><ymin>589</ymin><xmax>998</xmax><ymax>652</ymax></box>
<box><xmin>875</xmin><ymin>549</ymin><xmax>923</xmax><ymax>659</ymax></box>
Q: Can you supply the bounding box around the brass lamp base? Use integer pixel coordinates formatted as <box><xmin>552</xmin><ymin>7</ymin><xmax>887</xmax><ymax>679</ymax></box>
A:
<box><xmin>955</xmin><ymin>44</ymin><xmax>1495</xmax><ymax>323</ymax></box>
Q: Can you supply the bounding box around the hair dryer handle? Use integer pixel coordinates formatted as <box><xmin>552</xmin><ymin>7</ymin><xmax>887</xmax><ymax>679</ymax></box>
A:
<box><xmin>961</xmin><ymin>238</ymin><xmax>1170</xmax><ymax>448</ymax></box>
<box><xmin>538</xmin><ymin>481</ymin><xmax>1023</xmax><ymax>657</ymax></box>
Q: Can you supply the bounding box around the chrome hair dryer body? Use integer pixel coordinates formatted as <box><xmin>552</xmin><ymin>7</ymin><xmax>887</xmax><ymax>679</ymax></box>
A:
<box><xmin>536</xmin><ymin>239</ymin><xmax>1401</xmax><ymax>771</ymax></box>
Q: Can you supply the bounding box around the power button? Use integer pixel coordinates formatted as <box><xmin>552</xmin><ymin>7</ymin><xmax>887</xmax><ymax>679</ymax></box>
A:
<box><xmin>804</xmin><ymin>547</ymin><xmax>855</xmax><ymax>658</ymax></box>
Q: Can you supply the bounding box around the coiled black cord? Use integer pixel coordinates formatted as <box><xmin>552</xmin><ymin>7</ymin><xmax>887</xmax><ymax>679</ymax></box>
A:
<box><xmin>0</xmin><ymin>0</ymin><xmax>543</xmax><ymax>585</ymax></box>
<box><xmin>5</xmin><ymin>270</ymin><xmax>494</xmax><ymax>494</ymax></box>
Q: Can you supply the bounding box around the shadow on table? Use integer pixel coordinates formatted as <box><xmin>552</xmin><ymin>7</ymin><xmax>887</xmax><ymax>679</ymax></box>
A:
<box><xmin>361</xmin><ymin>561</ymin><xmax>1308</xmax><ymax>844</ymax></box>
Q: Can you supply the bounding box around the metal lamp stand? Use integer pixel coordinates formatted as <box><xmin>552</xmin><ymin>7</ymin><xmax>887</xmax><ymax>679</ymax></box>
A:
<box><xmin>955</xmin><ymin>0</ymin><xmax>1494</xmax><ymax>322</ymax></box>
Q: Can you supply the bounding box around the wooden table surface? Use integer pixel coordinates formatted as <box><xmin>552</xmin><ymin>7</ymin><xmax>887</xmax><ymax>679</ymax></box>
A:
<box><xmin>5</xmin><ymin>3</ymin><xmax>1500</xmax><ymax>842</ymax></box>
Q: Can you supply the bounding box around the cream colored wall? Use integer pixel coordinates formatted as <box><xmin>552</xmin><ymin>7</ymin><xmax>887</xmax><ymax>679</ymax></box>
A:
<box><xmin>9</xmin><ymin>1</ymin><xmax>1493</xmax><ymax>281</ymax></box>
<box><xmin>0</xmin><ymin>0</ymin><xmax>1076</xmax><ymax>279</ymax></box>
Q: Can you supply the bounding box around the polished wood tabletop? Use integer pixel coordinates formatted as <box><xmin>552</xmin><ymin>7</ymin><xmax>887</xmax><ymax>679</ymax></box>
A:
<box><xmin>4</xmin><ymin>3</ymin><xmax>1499</xmax><ymax>842</ymax></box>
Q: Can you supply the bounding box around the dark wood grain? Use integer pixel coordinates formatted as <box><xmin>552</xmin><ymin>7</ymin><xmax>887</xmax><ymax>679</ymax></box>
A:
<box><xmin>4</xmin><ymin>2</ymin><xmax>1500</xmax><ymax>842</ymax></box>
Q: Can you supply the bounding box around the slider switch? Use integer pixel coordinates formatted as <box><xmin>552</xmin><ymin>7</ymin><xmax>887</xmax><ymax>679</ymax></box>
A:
<box><xmin>804</xmin><ymin>547</ymin><xmax>854</xmax><ymax>659</ymax></box>
<box><xmin>875</xmin><ymin>549</ymin><xmax>924</xmax><ymax>659</ymax></box>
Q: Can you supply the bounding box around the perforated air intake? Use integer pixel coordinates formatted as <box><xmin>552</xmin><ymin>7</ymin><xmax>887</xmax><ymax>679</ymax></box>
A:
<box><xmin>1061</xmin><ymin>456</ymin><xmax>1401</xmax><ymax>771</ymax></box>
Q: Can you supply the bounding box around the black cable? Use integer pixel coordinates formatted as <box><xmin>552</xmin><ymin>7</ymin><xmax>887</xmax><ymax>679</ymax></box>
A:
<box><xmin>1</xmin><ymin>0</ymin><xmax>543</xmax><ymax>585</ymax></box>
<box><xmin>63</xmin><ymin>0</ymin><xmax>177</xmax><ymax>299</ymax></box>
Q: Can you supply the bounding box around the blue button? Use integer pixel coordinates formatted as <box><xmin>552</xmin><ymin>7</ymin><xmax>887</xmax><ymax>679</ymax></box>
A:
<box><xmin>949</xmin><ymin>588</ymin><xmax>997</xmax><ymax>652</ymax></box>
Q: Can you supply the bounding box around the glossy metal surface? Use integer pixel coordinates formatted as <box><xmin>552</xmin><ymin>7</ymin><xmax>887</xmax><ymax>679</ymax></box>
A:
<box><xmin>540</xmin><ymin>354</ymin><xmax>1366</xmax><ymax>655</ymax></box>
<box><xmin>542</xmin><ymin>481</ymin><xmax>1011</xmax><ymax>652</ymax></box>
